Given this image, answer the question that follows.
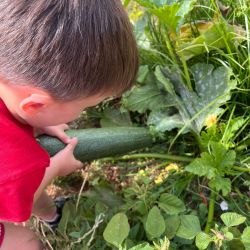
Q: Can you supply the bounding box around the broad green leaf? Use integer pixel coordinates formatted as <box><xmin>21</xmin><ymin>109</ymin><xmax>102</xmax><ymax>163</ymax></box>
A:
<box><xmin>177</xmin><ymin>0</ymin><xmax>196</xmax><ymax>22</ymax></box>
<box><xmin>145</xmin><ymin>206</ymin><xmax>166</xmax><ymax>238</ymax></box>
<box><xmin>189</xmin><ymin>63</ymin><xmax>236</xmax><ymax>132</ymax></box>
<box><xmin>176</xmin><ymin>215</ymin><xmax>201</xmax><ymax>240</ymax></box>
<box><xmin>209</xmin><ymin>177</ymin><xmax>231</xmax><ymax>196</ymax></box>
<box><xmin>186</xmin><ymin>142</ymin><xmax>235</xmax><ymax>179</ymax></box>
<box><xmin>122</xmin><ymin>81</ymin><xmax>174</xmax><ymax>113</ymax></box>
<box><xmin>165</xmin><ymin>215</ymin><xmax>181</xmax><ymax>239</ymax></box>
<box><xmin>137</xmin><ymin>65</ymin><xmax>149</xmax><ymax>84</ymax></box>
<box><xmin>158</xmin><ymin>193</ymin><xmax>186</xmax><ymax>215</ymax></box>
<box><xmin>178</xmin><ymin>21</ymin><xmax>246</xmax><ymax>60</ymax></box>
<box><xmin>155</xmin><ymin>66</ymin><xmax>175</xmax><ymax>95</ymax></box>
<box><xmin>221</xmin><ymin>212</ymin><xmax>246</xmax><ymax>227</ymax></box>
<box><xmin>130</xmin><ymin>243</ymin><xmax>154</xmax><ymax>250</ymax></box>
<box><xmin>103</xmin><ymin>213</ymin><xmax>130</xmax><ymax>248</ymax></box>
<box><xmin>195</xmin><ymin>232</ymin><xmax>213</xmax><ymax>250</ymax></box>
<box><xmin>100</xmin><ymin>108</ymin><xmax>132</xmax><ymax>127</ymax></box>
<box><xmin>185</xmin><ymin>152</ymin><xmax>218</xmax><ymax>179</ymax></box>
<box><xmin>148</xmin><ymin>111</ymin><xmax>184</xmax><ymax>132</ymax></box>
<box><xmin>150</xmin><ymin>4</ymin><xmax>181</xmax><ymax>32</ymax></box>
<box><xmin>210</xmin><ymin>142</ymin><xmax>236</xmax><ymax>170</ymax></box>
<box><xmin>160</xmin><ymin>63</ymin><xmax>236</xmax><ymax>134</ymax></box>
<box><xmin>241</xmin><ymin>227</ymin><xmax>250</xmax><ymax>250</ymax></box>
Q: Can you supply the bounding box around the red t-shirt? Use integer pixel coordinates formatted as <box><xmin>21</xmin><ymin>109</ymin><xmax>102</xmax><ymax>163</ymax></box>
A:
<box><xmin>0</xmin><ymin>99</ymin><xmax>50</xmax><ymax>222</ymax></box>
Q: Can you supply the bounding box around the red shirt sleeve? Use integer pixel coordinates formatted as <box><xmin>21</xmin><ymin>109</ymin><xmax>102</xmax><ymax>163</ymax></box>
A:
<box><xmin>0</xmin><ymin>99</ymin><xmax>50</xmax><ymax>222</ymax></box>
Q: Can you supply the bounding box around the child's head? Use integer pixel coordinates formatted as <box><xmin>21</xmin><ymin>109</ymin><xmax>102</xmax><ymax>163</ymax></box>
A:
<box><xmin>0</xmin><ymin>0</ymin><xmax>138</xmax><ymax>126</ymax></box>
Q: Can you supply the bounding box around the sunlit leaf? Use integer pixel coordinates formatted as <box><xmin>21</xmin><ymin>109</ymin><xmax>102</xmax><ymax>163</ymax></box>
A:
<box><xmin>176</xmin><ymin>215</ymin><xmax>201</xmax><ymax>240</ymax></box>
<box><xmin>145</xmin><ymin>206</ymin><xmax>166</xmax><ymax>238</ymax></box>
<box><xmin>195</xmin><ymin>232</ymin><xmax>213</xmax><ymax>250</ymax></box>
<box><xmin>158</xmin><ymin>193</ymin><xmax>186</xmax><ymax>215</ymax></box>
<box><xmin>103</xmin><ymin>213</ymin><xmax>130</xmax><ymax>248</ymax></box>
<box><xmin>221</xmin><ymin>212</ymin><xmax>246</xmax><ymax>227</ymax></box>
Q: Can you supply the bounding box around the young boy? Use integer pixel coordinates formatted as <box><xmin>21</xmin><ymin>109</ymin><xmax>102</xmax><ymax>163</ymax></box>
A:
<box><xmin>0</xmin><ymin>0</ymin><xmax>138</xmax><ymax>249</ymax></box>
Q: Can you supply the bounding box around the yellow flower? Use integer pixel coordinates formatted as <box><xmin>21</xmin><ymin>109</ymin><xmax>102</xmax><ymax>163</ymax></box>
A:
<box><xmin>154</xmin><ymin>177</ymin><xmax>163</xmax><ymax>185</ymax></box>
<box><xmin>165</xmin><ymin>163</ymin><xmax>179</xmax><ymax>172</ymax></box>
<box><xmin>205</xmin><ymin>114</ymin><xmax>217</xmax><ymax>128</ymax></box>
<box><xmin>138</xmin><ymin>170</ymin><xmax>146</xmax><ymax>176</ymax></box>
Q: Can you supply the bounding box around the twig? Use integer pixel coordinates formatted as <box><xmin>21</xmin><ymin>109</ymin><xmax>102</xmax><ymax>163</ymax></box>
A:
<box><xmin>70</xmin><ymin>213</ymin><xmax>105</xmax><ymax>246</ymax></box>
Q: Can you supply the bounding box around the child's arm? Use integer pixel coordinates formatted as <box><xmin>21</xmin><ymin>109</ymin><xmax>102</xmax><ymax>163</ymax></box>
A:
<box><xmin>34</xmin><ymin>137</ymin><xmax>83</xmax><ymax>201</ymax></box>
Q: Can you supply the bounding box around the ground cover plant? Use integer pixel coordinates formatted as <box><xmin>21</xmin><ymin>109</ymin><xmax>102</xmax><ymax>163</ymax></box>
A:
<box><xmin>37</xmin><ymin>0</ymin><xmax>250</xmax><ymax>249</ymax></box>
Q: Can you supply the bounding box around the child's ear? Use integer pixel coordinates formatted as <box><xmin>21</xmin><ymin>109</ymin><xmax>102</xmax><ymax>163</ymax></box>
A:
<box><xmin>19</xmin><ymin>94</ymin><xmax>52</xmax><ymax>114</ymax></box>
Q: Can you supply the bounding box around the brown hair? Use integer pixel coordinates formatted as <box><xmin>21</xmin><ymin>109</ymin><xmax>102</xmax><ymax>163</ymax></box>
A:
<box><xmin>0</xmin><ymin>0</ymin><xmax>138</xmax><ymax>100</ymax></box>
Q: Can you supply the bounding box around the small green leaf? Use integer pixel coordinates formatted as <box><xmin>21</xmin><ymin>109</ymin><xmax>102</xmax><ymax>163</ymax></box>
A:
<box><xmin>159</xmin><ymin>194</ymin><xmax>186</xmax><ymax>215</ymax></box>
<box><xmin>130</xmin><ymin>243</ymin><xmax>154</xmax><ymax>250</ymax></box>
<box><xmin>145</xmin><ymin>206</ymin><xmax>165</xmax><ymax>238</ymax></box>
<box><xmin>103</xmin><ymin>213</ymin><xmax>130</xmax><ymax>248</ymax></box>
<box><xmin>195</xmin><ymin>232</ymin><xmax>213</xmax><ymax>250</ymax></box>
<box><xmin>176</xmin><ymin>215</ymin><xmax>201</xmax><ymax>240</ymax></box>
<box><xmin>225</xmin><ymin>232</ymin><xmax>234</xmax><ymax>241</ymax></box>
<box><xmin>69</xmin><ymin>231</ymin><xmax>82</xmax><ymax>238</ymax></box>
<box><xmin>221</xmin><ymin>213</ymin><xmax>246</xmax><ymax>227</ymax></box>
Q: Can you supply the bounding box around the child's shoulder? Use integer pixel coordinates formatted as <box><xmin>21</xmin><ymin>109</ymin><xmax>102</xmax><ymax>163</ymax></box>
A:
<box><xmin>0</xmin><ymin>99</ymin><xmax>50</xmax><ymax>184</ymax></box>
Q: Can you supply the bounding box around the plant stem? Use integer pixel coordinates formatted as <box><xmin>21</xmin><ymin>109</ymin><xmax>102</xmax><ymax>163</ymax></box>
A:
<box><xmin>205</xmin><ymin>191</ymin><xmax>216</xmax><ymax>234</ymax></box>
<box><xmin>101</xmin><ymin>153</ymin><xmax>193</xmax><ymax>162</ymax></box>
<box><xmin>232</xmin><ymin>166</ymin><xmax>250</xmax><ymax>172</ymax></box>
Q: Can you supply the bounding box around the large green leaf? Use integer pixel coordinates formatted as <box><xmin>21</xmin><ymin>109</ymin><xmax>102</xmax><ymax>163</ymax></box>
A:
<box><xmin>241</xmin><ymin>227</ymin><xmax>250</xmax><ymax>250</ymax></box>
<box><xmin>157</xmin><ymin>63</ymin><xmax>236</xmax><ymax>134</ymax></box>
<box><xmin>100</xmin><ymin>108</ymin><xmax>132</xmax><ymax>128</ymax></box>
<box><xmin>176</xmin><ymin>215</ymin><xmax>201</xmax><ymax>240</ymax></box>
<box><xmin>185</xmin><ymin>142</ymin><xmax>236</xmax><ymax>180</ymax></box>
<box><xmin>145</xmin><ymin>206</ymin><xmax>166</xmax><ymax>238</ymax></box>
<box><xmin>158</xmin><ymin>193</ymin><xmax>186</xmax><ymax>215</ymax></box>
<box><xmin>103</xmin><ymin>213</ymin><xmax>130</xmax><ymax>248</ymax></box>
<box><xmin>123</xmin><ymin>81</ymin><xmax>175</xmax><ymax>113</ymax></box>
<box><xmin>221</xmin><ymin>212</ymin><xmax>246</xmax><ymax>227</ymax></box>
<box><xmin>148</xmin><ymin>111</ymin><xmax>184</xmax><ymax>132</ymax></box>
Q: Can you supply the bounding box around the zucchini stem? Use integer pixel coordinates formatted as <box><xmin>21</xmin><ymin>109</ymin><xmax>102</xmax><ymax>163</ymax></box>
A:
<box><xmin>205</xmin><ymin>191</ymin><xmax>216</xmax><ymax>233</ymax></box>
<box><xmin>232</xmin><ymin>166</ymin><xmax>250</xmax><ymax>172</ymax></box>
<box><xmin>101</xmin><ymin>153</ymin><xmax>193</xmax><ymax>162</ymax></box>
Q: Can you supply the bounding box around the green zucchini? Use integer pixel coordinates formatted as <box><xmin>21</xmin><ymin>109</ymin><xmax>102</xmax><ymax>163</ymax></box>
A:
<box><xmin>38</xmin><ymin>127</ymin><xmax>153</xmax><ymax>162</ymax></box>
